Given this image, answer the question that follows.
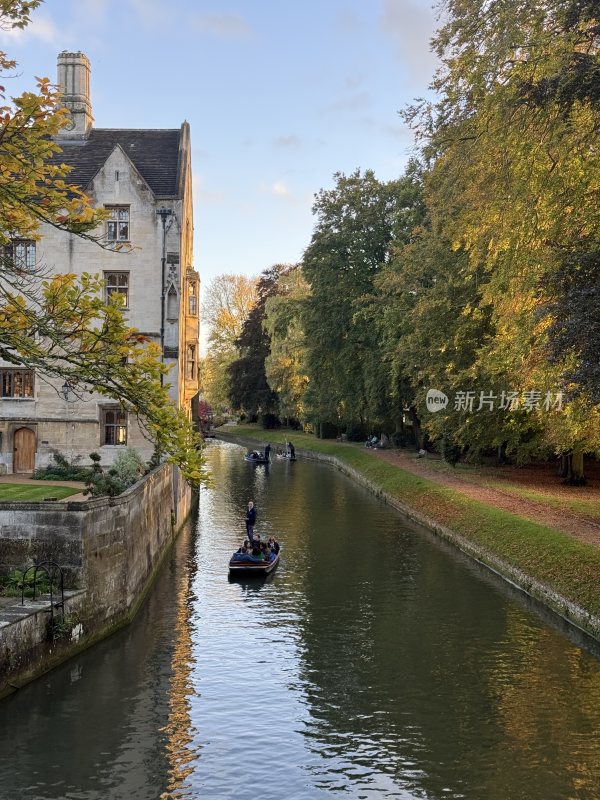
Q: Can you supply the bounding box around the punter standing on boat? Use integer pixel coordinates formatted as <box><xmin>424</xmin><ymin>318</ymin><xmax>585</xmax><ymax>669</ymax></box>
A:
<box><xmin>264</xmin><ymin>443</ymin><xmax>271</xmax><ymax>462</ymax></box>
<box><xmin>246</xmin><ymin>500</ymin><xmax>257</xmax><ymax>542</ymax></box>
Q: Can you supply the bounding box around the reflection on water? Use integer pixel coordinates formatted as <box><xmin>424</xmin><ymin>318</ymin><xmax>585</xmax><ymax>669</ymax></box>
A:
<box><xmin>1</xmin><ymin>439</ymin><xmax>600</xmax><ymax>799</ymax></box>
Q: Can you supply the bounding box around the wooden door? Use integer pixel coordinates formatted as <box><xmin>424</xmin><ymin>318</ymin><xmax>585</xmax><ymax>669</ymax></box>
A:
<box><xmin>13</xmin><ymin>427</ymin><xmax>36</xmax><ymax>473</ymax></box>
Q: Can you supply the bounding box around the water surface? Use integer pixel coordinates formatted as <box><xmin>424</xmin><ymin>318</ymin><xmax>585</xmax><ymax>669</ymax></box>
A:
<box><xmin>1</xmin><ymin>439</ymin><xmax>600</xmax><ymax>799</ymax></box>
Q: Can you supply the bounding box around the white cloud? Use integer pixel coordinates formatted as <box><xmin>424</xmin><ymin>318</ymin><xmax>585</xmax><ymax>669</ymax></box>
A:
<box><xmin>259</xmin><ymin>181</ymin><xmax>292</xmax><ymax>198</ymax></box>
<box><xmin>77</xmin><ymin>0</ymin><xmax>110</xmax><ymax>24</ymax></box>
<box><xmin>274</xmin><ymin>134</ymin><xmax>301</xmax><ymax>148</ymax></box>
<box><xmin>128</xmin><ymin>0</ymin><xmax>170</xmax><ymax>30</ymax></box>
<box><xmin>272</xmin><ymin>181</ymin><xmax>290</xmax><ymax>197</ymax></box>
<box><xmin>380</xmin><ymin>0</ymin><xmax>439</xmax><ymax>86</ymax></box>
<box><xmin>0</xmin><ymin>13</ymin><xmax>60</xmax><ymax>44</ymax></box>
<box><xmin>191</xmin><ymin>13</ymin><xmax>253</xmax><ymax>40</ymax></box>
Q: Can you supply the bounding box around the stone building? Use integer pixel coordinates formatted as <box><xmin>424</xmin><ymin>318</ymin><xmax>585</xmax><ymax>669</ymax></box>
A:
<box><xmin>0</xmin><ymin>51</ymin><xmax>200</xmax><ymax>473</ymax></box>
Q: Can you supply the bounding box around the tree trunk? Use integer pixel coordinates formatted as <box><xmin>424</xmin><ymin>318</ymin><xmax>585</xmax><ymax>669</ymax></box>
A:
<box><xmin>571</xmin><ymin>450</ymin><xmax>586</xmax><ymax>485</ymax></box>
<box><xmin>562</xmin><ymin>450</ymin><xmax>586</xmax><ymax>485</ymax></box>
<box><xmin>557</xmin><ymin>453</ymin><xmax>569</xmax><ymax>478</ymax></box>
<box><xmin>497</xmin><ymin>443</ymin><xmax>507</xmax><ymax>465</ymax></box>
<box><xmin>408</xmin><ymin>407</ymin><xmax>422</xmax><ymax>450</ymax></box>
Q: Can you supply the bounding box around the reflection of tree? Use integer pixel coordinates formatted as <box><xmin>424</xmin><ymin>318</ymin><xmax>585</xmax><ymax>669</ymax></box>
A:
<box><xmin>292</xmin><ymin>466</ymin><xmax>600</xmax><ymax>798</ymax></box>
<box><xmin>161</xmin><ymin>524</ymin><xmax>200</xmax><ymax>799</ymax></box>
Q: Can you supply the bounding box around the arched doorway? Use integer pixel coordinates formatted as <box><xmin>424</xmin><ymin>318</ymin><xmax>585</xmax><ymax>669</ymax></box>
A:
<box><xmin>13</xmin><ymin>427</ymin><xmax>36</xmax><ymax>473</ymax></box>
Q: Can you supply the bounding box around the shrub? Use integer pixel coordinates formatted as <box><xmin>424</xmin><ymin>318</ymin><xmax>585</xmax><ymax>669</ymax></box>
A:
<box><xmin>1</xmin><ymin>568</ymin><xmax>52</xmax><ymax>598</ymax></box>
<box><xmin>33</xmin><ymin>450</ymin><xmax>93</xmax><ymax>482</ymax></box>
<box><xmin>112</xmin><ymin>447</ymin><xmax>146</xmax><ymax>487</ymax></box>
<box><xmin>441</xmin><ymin>433</ymin><xmax>462</xmax><ymax>466</ymax></box>
<box><xmin>84</xmin><ymin>448</ymin><xmax>146</xmax><ymax>498</ymax></box>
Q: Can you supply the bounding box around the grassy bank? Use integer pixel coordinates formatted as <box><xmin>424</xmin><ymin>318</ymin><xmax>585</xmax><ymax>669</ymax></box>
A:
<box><xmin>217</xmin><ymin>425</ymin><xmax>600</xmax><ymax>621</ymax></box>
<box><xmin>0</xmin><ymin>485</ymin><xmax>80</xmax><ymax>501</ymax></box>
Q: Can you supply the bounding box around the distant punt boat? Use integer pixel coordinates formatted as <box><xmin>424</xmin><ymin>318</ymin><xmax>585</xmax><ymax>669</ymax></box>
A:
<box><xmin>229</xmin><ymin>550</ymin><xmax>280</xmax><ymax>575</ymax></box>
<box><xmin>244</xmin><ymin>452</ymin><xmax>270</xmax><ymax>464</ymax></box>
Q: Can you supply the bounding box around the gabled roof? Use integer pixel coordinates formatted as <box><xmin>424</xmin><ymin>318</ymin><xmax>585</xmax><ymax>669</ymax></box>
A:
<box><xmin>52</xmin><ymin>127</ymin><xmax>185</xmax><ymax>198</ymax></box>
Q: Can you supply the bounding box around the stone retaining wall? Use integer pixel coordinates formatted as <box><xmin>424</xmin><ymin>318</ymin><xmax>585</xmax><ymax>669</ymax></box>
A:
<box><xmin>0</xmin><ymin>463</ymin><xmax>194</xmax><ymax>697</ymax></box>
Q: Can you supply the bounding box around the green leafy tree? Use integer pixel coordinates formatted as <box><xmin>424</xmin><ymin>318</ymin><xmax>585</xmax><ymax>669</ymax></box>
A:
<box><xmin>228</xmin><ymin>265</ymin><xmax>282</xmax><ymax>419</ymax></box>
<box><xmin>263</xmin><ymin>265</ymin><xmax>310</xmax><ymax>424</ymax></box>
<box><xmin>302</xmin><ymin>169</ymin><xmax>408</xmax><ymax>433</ymax></box>
<box><xmin>403</xmin><ymin>0</ymin><xmax>600</xmax><ymax>476</ymax></box>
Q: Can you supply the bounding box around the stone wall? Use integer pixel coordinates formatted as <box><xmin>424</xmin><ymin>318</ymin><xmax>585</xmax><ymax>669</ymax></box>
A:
<box><xmin>0</xmin><ymin>463</ymin><xmax>194</xmax><ymax>697</ymax></box>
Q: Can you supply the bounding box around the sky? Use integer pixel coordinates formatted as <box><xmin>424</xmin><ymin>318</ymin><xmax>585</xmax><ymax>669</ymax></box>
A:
<box><xmin>2</xmin><ymin>0</ymin><xmax>440</xmax><ymax>315</ymax></box>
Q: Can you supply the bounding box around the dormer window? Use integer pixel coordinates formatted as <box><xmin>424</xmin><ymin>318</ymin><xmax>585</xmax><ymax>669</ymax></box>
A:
<box><xmin>106</xmin><ymin>206</ymin><xmax>130</xmax><ymax>242</ymax></box>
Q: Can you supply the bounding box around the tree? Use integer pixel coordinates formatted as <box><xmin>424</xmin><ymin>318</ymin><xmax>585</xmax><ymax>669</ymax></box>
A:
<box><xmin>403</xmin><ymin>0</ymin><xmax>600</xmax><ymax>476</ymax></box>
<box><xmin>200</xmin><ymin>273</ymin><xmax>257</xmax><ymax>411</ymax></box>
<box><xmin>202</xmin><ymin>273</ymin><xmax>257</xmax><ymax>355</ymax></box>
<box><xmin>263</xmin><ymin>265</ymin><xmax>310</xmax><ymax>423</ymax></box>
<box><xmin>302</xmin><ymin>168</ymin><xmax>421</xmax><ymax>434</ymax></box>
<box><xmin>0</xmin><ymin>1</ymin><xmax>207</xmax><ymax>485</ymax></box>
<box><xmin>228</xmin><ymin>266</ymin><xmax>282</xmax><ymax>419</ymax></box>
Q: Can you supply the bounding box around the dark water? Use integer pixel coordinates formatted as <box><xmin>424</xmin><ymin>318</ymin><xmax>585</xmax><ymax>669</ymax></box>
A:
<box><xmin>1</xmin><ymin>439</ymin><xmax>600</xmax><ymax>800</ymax></box>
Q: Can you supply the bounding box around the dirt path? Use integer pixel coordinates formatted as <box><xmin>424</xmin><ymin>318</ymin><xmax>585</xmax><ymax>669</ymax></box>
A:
<box><xmin>367</xmin><ymin>448</ymin><xmax>600</xmax><ymax>550</ymax></box>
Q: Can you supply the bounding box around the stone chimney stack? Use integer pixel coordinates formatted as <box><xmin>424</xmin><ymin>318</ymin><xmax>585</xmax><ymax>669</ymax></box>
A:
<box><xmin>56</xmin><ymin>51</ymin><xmax>93</xmax><ymax>139</ymax></box>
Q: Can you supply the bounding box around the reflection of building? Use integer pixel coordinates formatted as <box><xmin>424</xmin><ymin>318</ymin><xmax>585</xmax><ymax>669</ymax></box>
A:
<box><xmin>0</xmin><ymin>51</ymin><xmax>200</xmax><ymax>473</ymax></box>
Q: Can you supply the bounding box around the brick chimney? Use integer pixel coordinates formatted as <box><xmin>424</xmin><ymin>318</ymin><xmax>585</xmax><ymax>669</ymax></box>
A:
<box><xmin>56</xmin><ymin>51</ymin><xmax>93</xmax><ymax>139</ymax></box>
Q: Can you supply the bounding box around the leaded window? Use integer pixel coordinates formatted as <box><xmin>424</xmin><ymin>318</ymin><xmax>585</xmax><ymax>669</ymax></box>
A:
<box><xmin>0</xmin><ymin>369</ymin><xmax>34</xmax><ymax>398</ymax></box>
<box><xmin>101</xmin><ymin>408</ymin><xmax>127</xmax><ymax>445</ymax></box>
<box><xmin>2</xmin><ymin>241</ymin><xmax>36</xmax><ymax>272</ymax></box>
<box><xmin>106</xmin><ymin>206</ymin><xmax>130</xmax><ymax>242</ymax></box>
<box><xmin>105</xmin><ymin>272</ymin><xmax>129</xmax><ymax>307</ymax></box>
<box><xmin>188</xmin><ymin>281</ymin><xmax>198</xmax><ymax>315</ymax></box>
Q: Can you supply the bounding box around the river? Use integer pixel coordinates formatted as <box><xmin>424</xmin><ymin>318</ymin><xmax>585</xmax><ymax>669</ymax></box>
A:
<box><xmin>1</xmin><ymin>439</ymin><xmax>600</xmax><ymax>799</ymax></box>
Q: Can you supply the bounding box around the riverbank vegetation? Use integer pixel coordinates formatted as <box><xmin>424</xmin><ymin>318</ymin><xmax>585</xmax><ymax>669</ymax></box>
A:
<box><xmin>218</xmin><ymin>425</ymin><xmax>600</xmax><ymax>621</ymax></box>
<box><xmin>0</xmin><ymin>484</ymin><xmax>80</xmax><ymax>501</ymax></box>
<box><xmin>203</xmin><ymin>0</ymin><xmax>600</xmax><ymax>485</ymax></box>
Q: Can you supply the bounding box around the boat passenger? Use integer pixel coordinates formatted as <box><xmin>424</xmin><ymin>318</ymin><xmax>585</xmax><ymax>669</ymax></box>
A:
<box><xmin>251</xmin><ymin>546</ymin><xmax>264</xmax><ymax>560</ymax></box>
<box><xmin>271</xmin><ymin>538</ymin><xmax>280</xmax><ymax>555</ymax></box>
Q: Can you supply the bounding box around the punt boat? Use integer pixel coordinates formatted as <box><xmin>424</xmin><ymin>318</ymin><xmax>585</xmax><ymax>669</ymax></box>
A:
<box><xmin>229</xmin><ymin>550</ymin><xmax>280</xmax><ymax>575</ymax></box>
